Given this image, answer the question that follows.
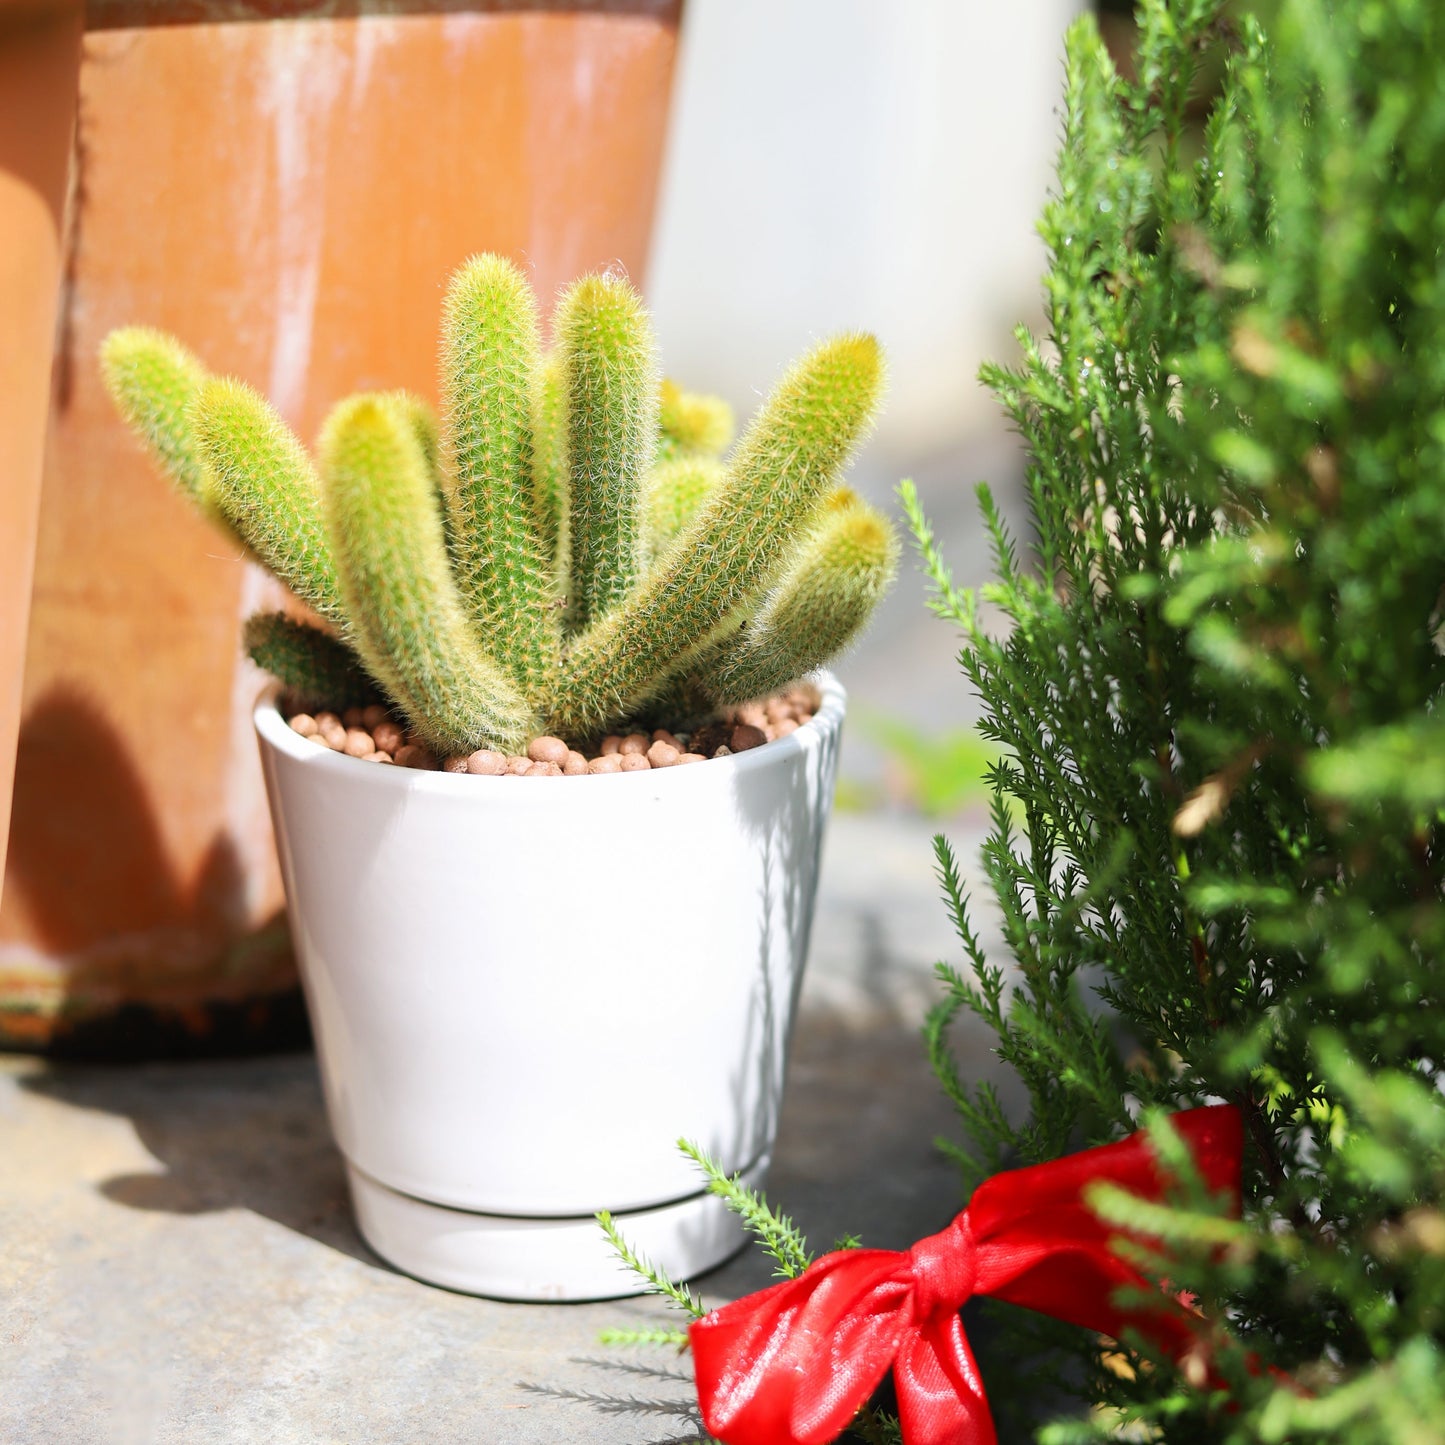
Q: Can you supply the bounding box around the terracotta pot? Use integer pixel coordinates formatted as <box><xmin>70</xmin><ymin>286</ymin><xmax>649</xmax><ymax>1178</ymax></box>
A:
<box><xmin>0</xmin><ymin>0</ymin><xmax>82</xmax><ymax>923</ymax></box>
<box><xmin>254</xmin><ymin>678</ymin><xmax>844</xmax><ymax>1299</ymax></box>
<box><xmin>0</xmin><ymin>0</ymin><xmax>682</xmax><ymax>1057</ymax></box>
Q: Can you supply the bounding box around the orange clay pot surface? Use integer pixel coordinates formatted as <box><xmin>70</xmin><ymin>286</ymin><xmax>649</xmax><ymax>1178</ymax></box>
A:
<box><xmin>0</xmin><ymin>1</ymin><xmax>82</xmax><ymax>938</ymax></box>
<box><xmin>0</xmin><ymin>0</ymin><xmax>680</xmax><ymax>1056</ymax></box>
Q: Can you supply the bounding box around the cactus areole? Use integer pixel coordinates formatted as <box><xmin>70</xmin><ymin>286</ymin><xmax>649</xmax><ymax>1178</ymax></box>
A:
<box><xmin>102</xmin><ymin>256</ymin><xmax>899</xmax><ymax>757</ymax></box>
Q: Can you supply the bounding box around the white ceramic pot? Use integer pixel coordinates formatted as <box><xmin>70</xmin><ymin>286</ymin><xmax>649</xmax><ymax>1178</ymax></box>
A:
<box><xmin>253</xmin><ymin>678</ymin><xmax>843</xmax><ymax>1301</ymax></box>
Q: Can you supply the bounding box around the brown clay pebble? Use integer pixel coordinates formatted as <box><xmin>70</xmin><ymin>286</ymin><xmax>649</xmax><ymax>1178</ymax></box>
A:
<box><xmin>315</xmin><ymin>712</ymin><xmax>346</xmax><ymax>749</ymax></box>
<box><xmin>588</xmin><ymin>754</ymin><xmax>622</xmax><ymax>774</ymax></box>
<box><xmin>774</xmin><ymin>717</ymin><xmax>800</xmax><ymax>737</ymax></box>
<box><xmin>372</xmin><ymin>720</ymin><xmax>404</xmax><ymax>755</ymax></box>
<box><xmin>466</xmin><ymin>749</ymin><xmax>506</xmax><ymax>776</ymax></box>
<box><xmin>528</xmin><ymin>760</ymin><xmax>563</xmax><ymax>777</ymax></box>
<box><xmin>600</xmin><ymin>734</ymin><xmax>623</xmax><ymax>756</ymax></box>
<box><xmin>527</xmin><ymin>735</ymin><xmax>569</xmax><ymax>765</ymax></box>
<box><xmin>442</xmin><ymin>755</ymin><xmax>469</xmax><ymax>773</ymax></box>
<box><xmin>342</xmin><ymin>706</ymin><xmax>366</xmax><ymax>728</ymax></box>
<box><xmin>689</xmin><ymin>721</ymin><xmax>730</xmax><ymax>757</ymax></box>
<box><xmin>730</xmin><ymin>723</ymin><xmax>768</xmax><ymax>752</ymax></box>
<box><xmin>370</xmin><ymin>752</ymin><xmax>394</xmax><ymax>764</ymax></box>
<box><xmin>344</xmin><ymin>728</ymin><xmax>375</xmax><ymax>757</ymax></box>
<box><xmin>393</xmin><ymin>744</ymin><xmax>436</xmax><ymax>770</ymax></box>
<box><xmin>619</xmin><ymin>752</ymin><xmax>651</xmax><ymax>771</ymax></box>
<box><xmin>361</xmin><ymin>703</ymin><xmax>389</xmax><ymax>729</ymax></box>
<box><xmin>764</xmin><ymin>697</ymin><xmax>791</xmax><ymax>723</ymax></box>
<box><xmin>736</xmin><ymin>703</ymin><xmax>767</xmax><ymax>729</ymax></box>
<box><xmin>647</xmin><ymin>740</ymin><xmax>680</xmax><ymax>768</ymax></box>
<box><xmin>290</xmin><ymin>713</ymin><xmax>319</xmax><ymax>737</ymax></box>
<box><xmin>677</xmin><ymin>752</ymin><xmax>706</xmax><ymax>765</ymax></box>
<box><xmin>563</xmin><ymin>750</ymin><xmax>589</xmax><ymax>776</ymax></box>
<box><xmin>619</xmin><ymin>732</ymin><xmax>650</xmax><ymax>756</ymax></box>
<box><xmin>652</xmin><ymin>728</ymin><xmax>682</xmax><ymax>749</ymax></box>
<box><xmin>505</xmin><ymin>755</ymin><xmax>532</xmax><ymax>775</ymax></box>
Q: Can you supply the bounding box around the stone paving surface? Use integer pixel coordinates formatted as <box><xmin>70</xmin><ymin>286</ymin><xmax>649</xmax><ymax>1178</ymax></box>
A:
<box><xmin>2</xmin><ymin>811</ymin><xmax>1021</xmax><ymax>1445</ymax></box>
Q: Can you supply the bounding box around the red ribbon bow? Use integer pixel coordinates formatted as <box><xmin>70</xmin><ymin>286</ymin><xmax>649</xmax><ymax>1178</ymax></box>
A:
<box><xmin>690</xmin><ymin>1105</ymin><xmax>1243</xmax><ymax>1445</ymax></box>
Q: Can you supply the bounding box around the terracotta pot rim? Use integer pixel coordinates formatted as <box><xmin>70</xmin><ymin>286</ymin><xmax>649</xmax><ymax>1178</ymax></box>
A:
<box><xmin>86</xmin><ymin>1</ymin><xmax>684</xmax><ymax>33</ymax></box>
<box><xmin>252</xmin><ymin>672</ymin><xmax>847</xmax><ymax>788</ymax></box>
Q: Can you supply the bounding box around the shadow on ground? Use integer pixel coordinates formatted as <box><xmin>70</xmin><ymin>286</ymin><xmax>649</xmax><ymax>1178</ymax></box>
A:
<box><xmin>19</xmin><ymin>992</ymin><xmax>967</xmax><ymax>1276</ymax></box>
<box><xmin>21</xmin><ymin>1052</ymin><xmax>369</xmax><ymax>1264</ymax></box>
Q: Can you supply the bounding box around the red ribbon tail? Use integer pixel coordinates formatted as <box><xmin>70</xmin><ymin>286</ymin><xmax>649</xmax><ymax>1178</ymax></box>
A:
<box><xmin>690</xmin><ymin>1254</ymin><xmax>911</xmax><ymax>1445</ymax></box>
<box><xmin>894</xmin><ymin>1312</ymin><xmax>995</xmax><ymax>1445</ymax></box>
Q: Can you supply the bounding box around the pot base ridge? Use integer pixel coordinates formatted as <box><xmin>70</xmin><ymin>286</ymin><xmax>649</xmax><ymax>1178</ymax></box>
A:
<box><xmin>347</xmin><ymin>1156</ymin><xmax>766</xmax><ymax>1302</ymax></box>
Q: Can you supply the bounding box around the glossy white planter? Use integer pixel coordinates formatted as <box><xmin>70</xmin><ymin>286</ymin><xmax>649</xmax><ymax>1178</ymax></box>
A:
<box><xmin>254</xmin><ymin>678</ymin><xmax>843</xmax><ymax>1300</ymax></box>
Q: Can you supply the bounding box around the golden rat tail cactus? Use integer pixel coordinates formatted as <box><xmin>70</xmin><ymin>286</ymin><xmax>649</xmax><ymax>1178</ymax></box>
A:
<box><xmin>102</xmin><ymin>256</ymin><xmax>898</xmax><ymax>756</ymax></box>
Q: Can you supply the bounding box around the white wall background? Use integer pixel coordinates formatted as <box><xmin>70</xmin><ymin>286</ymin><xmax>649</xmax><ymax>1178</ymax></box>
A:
<box><xmin>647</xmin><ymin>0</ymin><xmax>1083</xmax><ymax>466</ymax></box>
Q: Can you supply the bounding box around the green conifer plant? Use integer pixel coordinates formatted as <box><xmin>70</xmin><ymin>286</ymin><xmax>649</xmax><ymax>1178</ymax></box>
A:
<box><xmin>912</xmin><ymin>1</ymin><xmax>1445</xmax><ymax>1436</ymax></box>
<box><xmin>101</xmin><ymin>257</ymin><xmax>897</xmax><ymax>757</ymax></box>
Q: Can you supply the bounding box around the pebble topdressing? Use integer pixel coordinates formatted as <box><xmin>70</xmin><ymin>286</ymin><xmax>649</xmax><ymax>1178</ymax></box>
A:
<box><xmin>285</xmin><ymin>685</ymin><xmax>821</xmax><ymax>776</ymax></box>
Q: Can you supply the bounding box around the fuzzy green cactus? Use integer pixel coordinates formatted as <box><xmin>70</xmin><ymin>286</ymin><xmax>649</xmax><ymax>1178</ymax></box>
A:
<box><xmin>321</xmin><ymin>393</ymin><xmax>538</xmax><ymax>753</ymax></box>
<box><xmin>440</xmin><ymin>256</ymin><xmax>559</xmax><ymax>695</ymax></box>
<box><xmin>699</xmin><ymin>487</ymin><xmax>899</xmax><ymax>707</ymax></box>
<box><xmin>193</xmin><ymin>378</ymin><xmax>346</xmax><ymax>624</ymax></box>
<box><xmin>242</xmin><ymin>612</ymin><xmax>380</xmax><ymax>712</ymax></box>
<box><xmin>102</xmin><ymin>255</ymin><xmax>899</xmax><ymax>757</ymax></box>
<box><xmin>548</xmin><ymin>333</ymin><xmax>886</xmax><ymax>739</ymax></box>
<box><xmin>530</xmin><ymin>354</ymin><xmax>569</xmax><ymax>576</ymax></box>
<box><xmin>643</xmin><ymin>455</ymin><xmax>725</xmax><ymax>562</ymax></box>
<box><xmin>99</xmin><ymin>327</ymin><xmax>238</xmax><ymax>542</ymax></box>
<box><xmin>556</xmin><ymin>273</ymin><xmax>660</xmax><ymax>630</ymax></box>
<box><xmin>658</xmin><ymin>379</ymin><xmax>734</xmax><ymax>461</ymax></box>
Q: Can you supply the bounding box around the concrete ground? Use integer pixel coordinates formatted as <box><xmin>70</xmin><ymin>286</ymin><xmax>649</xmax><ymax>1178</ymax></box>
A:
<box><xmin>1</xmin><ymin>808</ymin><xmax>1025</xmax><ymax>1445</ymax></box>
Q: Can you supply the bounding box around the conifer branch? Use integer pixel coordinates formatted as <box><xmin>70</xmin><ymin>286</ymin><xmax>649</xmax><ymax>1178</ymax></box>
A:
<box><xmin>677</xmin><ymin>1139</ymin><xmax>812</xmax><ymax>1280</ymax></box>
<box><xmin>595</xmin><ymin>1211</ymin><xmax>706</xmax><ymax>1321</ymax></box>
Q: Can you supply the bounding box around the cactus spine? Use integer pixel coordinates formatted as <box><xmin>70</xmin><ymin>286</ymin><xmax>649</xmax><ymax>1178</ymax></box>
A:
<box><xmin>556</xmin><ymin>273</ymin><xmax>659</xmax><ymax>630</ymax></box>
<box><xmin>104</xmin><ymin>258</ymin><xmax>897</xmax><ymax>755</ymax></box>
